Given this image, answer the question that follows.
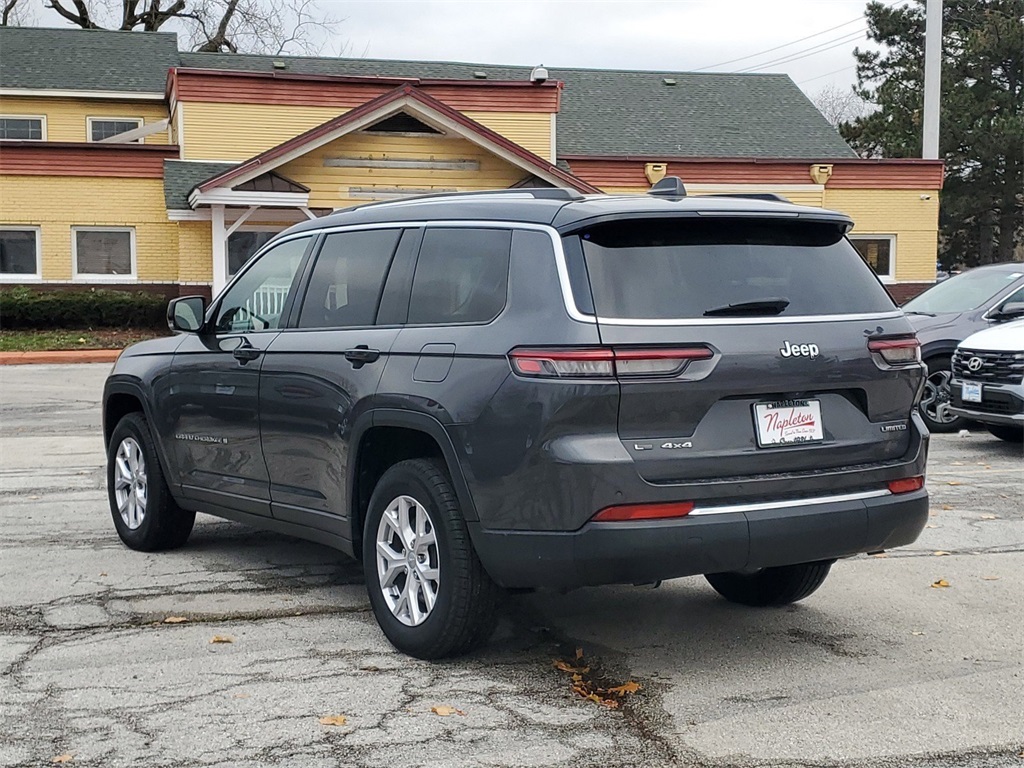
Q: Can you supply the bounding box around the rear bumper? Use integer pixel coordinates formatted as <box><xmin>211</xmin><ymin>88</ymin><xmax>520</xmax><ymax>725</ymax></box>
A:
<box><xmin>469</xmin><ymin>488</ymin><xmax>928</xmax><ymax>589</ymax></box>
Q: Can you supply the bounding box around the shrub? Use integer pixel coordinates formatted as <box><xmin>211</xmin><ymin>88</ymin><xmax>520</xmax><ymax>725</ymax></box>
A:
<box><xmin>0</xmin><ymin>286</ymin><xmax>167</xmax><ymax>330</ymax></box>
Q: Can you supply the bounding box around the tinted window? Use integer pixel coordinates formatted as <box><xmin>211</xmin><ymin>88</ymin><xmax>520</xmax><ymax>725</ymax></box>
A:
<box><xmin>0</xmin><ymin>229</ymin><xmax>38</xmax><ymax>275</ymax></box>
<box><xmin>571</xmin><ymin>218</ymin><xmax>895</xmax><ymax>319</ymax></box>
<box><xmin>228</xmin><ymin>231</ymin><xmax>277</xmax><ymax>276</ymax></box>
<box><xmin>75</xmin><ymin>229</ymin><xmax>133</xmax><ymax>276</ymax></box>
<box><xmin>903</xmin><ymin>269</ymin><xmax>1024</xmax><ymax>313</ymax></box>
<box><xmin>214</xmin><ymin>237</ymin><xmax>308</xmax><ymax>333</ymax></box>
<box><xmin>408</xmin><ymin>228</ymin><xmax>512</xmax><ymax>325</ymax></box>
<box><xmin>297</xmin><ymin>229</ymin><xmax>401</xmax><ymax>328</ymax></box>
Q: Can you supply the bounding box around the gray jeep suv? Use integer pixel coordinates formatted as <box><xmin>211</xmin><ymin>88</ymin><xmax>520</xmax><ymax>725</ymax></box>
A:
<box><xmin>103</xmin><ymin>181</ymin><xmax>929</xmax><ymax>659</ymax></box>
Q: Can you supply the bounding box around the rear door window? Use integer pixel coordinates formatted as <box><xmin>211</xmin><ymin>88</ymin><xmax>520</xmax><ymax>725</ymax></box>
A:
<box><xmin>408</xmin><ymin>227</ymin><xmax>512</xmax><ymax>325</ymax></box>
<box><xmin>568</xmin><ymin>218</ymin><xmax>895</xmax><ymax>320</ymax></box>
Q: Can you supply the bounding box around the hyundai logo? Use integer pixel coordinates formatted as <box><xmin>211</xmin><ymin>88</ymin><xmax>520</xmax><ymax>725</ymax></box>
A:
<box><xmin>966</xmin><ymin>356</ymin><xmax>984</xmax><ymax>372</ymax></box>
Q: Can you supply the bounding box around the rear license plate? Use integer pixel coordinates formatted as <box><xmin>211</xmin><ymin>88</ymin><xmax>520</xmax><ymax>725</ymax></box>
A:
<box><xmin>962</xmin><ymin>381</ymin><xmax>982</xmax><ymax>403</ymax></box>
<box><xmin>754</xmin><ymin>399</ymin><xmax>824</xmax><ymax>447</ymax></box>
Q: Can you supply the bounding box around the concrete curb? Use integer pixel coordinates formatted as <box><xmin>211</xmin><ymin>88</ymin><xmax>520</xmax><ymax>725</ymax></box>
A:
<box><xmin>0</xmin><ymin>349</ymin><xmax>121</xmax><ymax>365</ymax></box>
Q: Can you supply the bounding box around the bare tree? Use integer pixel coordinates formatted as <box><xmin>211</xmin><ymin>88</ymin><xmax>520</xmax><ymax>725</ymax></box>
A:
<box><xmin>2</xmin><ymin>0</ymin><xmax>343</xmax><ymax>55</ymax></box>
<box><xmin>811</xmin><ymin>83</ymin><xmax>868</xmax><ymax>128</ymax></box>
<box><xmin>2</xmin><ymin>0</ymin><xmax>38</xmax><ymax>26</ymax></box>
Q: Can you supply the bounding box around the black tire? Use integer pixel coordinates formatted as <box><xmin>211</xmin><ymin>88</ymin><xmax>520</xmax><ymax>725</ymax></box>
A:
<box><xmin>987</xmin><ymin>425</ymin><xmax>1024</xmax><ymax>443</ymax></box>
<box><xmin>919</xmin><ymin>356</ymin><xmax>966</xmax><ymax>433</ymax></box>
<box><xmin>705</xmin><ymin>560</ymin><xmax>833</xmax><ymax>607</ymax></box>
<box><xmin>107</xmin><ymin>412</ymin><xmax>195</xmax><ymax>552</ymax></box>
<box><xmin>362</xmin><ymin>459</ymin><xmax>500</xmax><ymax>660</ymax></box>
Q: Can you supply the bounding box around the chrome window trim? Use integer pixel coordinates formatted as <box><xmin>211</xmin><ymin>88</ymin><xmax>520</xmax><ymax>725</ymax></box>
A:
<box><xmin>594</xmin><ymin>311</ymin><xmax>906</xmax><ymax>326</ymax></box>
<box><xmin>688</xmin><ymin>488</ymin><xmax>892</xmax><ymax>517</ymax></box>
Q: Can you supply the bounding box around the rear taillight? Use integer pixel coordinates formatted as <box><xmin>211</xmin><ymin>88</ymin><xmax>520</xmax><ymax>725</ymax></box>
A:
<box><xmin>888</xmin><ymin>476</ymin><xmax>924</xmax><ymax>494</ymax></box>
<box><xmin>509</xmin><ymin>346</ymin><xmax>713</xmax><ymax>379</ymax></box>
<box><xmin>592</xmin><ymin>501</ymin><xmax>695</xmax><ymax>522</ymax></box>
<box><xmin>868</xmin><ymin>336</ymin><xmax>921</xmax><ymax>365</ymax></box>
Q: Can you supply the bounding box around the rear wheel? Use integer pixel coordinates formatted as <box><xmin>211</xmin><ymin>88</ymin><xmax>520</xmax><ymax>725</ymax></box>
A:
<box><xmin>362</xmin><ymin>459</ymin><xmax>500</xmax><ymax>659</ymax></box>
<box><xmin>919</xmin><ymin>356</ymin><xmax>966</xmax><ymax>433</ymax></box>
<box><xmin>705</xmin><ymin>561</ymin><xmax>833</xmax><ymax>607</ymax></box>
<box><xmin>987</xmin><ymin>425</ymin><xmax>1024</xmax><ymax>443</ymax></box>
<box><xmin>107</xmin><ymin>412</ymin><xmax>195</xmax><ymax>551</ymax></box>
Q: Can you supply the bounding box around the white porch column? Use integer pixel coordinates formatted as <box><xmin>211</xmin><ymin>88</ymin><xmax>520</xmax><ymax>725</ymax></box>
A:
<box><xmin>211</xmin><ymin>204</ymin><xmax>227</xmax><ymax>296</ymax></box>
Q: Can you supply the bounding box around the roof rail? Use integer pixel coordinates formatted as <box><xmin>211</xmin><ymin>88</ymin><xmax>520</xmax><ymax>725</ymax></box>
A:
<box><xmin>704</xmin><ymin>192</ymin><xmax>793</xmax><ymax>204</ymax></box>
<box><xmin>349</xmin><ymin>187</ymin><xmax>585</xmax><ymax>212</ymax></box>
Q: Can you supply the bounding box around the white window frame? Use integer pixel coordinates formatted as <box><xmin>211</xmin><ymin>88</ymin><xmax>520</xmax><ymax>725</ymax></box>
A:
<box><xmin>71</xmin><ymin>226</ymin><xmax>137</xmax><ymax>281</ymax></box>
<box><xmin>87</xmin><ymin>116</ymin><xmax>144</xmax><ymax>144</ymax></box>
<box><xmin>0</xmin><ymin>225</ymin><xmax>42</xmax><ymax>282</ymax></box>
<box><xmin>0</xmin><ymin>114</ymin><xmax>47</xmax><ymax>141</ymax></box>
<box><xmin>849</xmin><ymin>234</ymin><xmax>896</xmax><ymax>283</ymax></box>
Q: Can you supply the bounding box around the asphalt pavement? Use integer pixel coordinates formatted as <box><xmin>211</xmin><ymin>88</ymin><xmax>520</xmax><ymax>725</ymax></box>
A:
<box><xmin>1</xmin><ymin>363</ymin><xmax>1021</xmax><ymax>768</ymax></box>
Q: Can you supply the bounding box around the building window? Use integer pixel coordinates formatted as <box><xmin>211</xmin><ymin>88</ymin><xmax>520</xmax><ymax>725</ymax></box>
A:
<box><xmin>228</xmin><ymin>230</ymin><xmax>278</xmax><ymax>276</ymax></box>
<box><xmin>850</xmin><ymin>235</ymin><xmax>895</xmax><ymax>281</ymax></box>
<box><xmin>73</xmin><ymin>227</ymin><xmax>135</xmax><ymax>280</ymax></box>
<box><xmin>88</xmin><ymin>118</ymin><xmax>143</xmax><ymax>143</ymax></box>
<box><xmin>0</xmin><ymin>116</ymin><xmax>45</xmax><ymax>141</ymax></box>
<box><xmin>0</xmin><ymin>227</ymin><xmax>41</xmax><ymax>279</ymax></box>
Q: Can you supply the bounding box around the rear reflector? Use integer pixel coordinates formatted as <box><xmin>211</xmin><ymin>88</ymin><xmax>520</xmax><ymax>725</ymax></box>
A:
<box><xmin>509</xmin><ymin>346</ymin><xmax>713</xmax><ymax>379</ymax></box>
<box><xmin>868</xmin><ymin>336</ymin><xmax>921</xmax><ymax>365</ymax></box>
<box><xmin>592</xmin><ymin>501</ymin><xmax>695</xmax><ymax>522</ymax></box>
<box><xmin>888</xmin><ymin>476</ymin><xmax>924</xmax><ymax>494</ymax></box>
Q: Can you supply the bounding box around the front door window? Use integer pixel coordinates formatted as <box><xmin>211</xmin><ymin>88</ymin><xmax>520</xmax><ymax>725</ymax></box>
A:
<box><xmin>214</xmin><ymin>237</ymin><xmax>309</xmax><ymax>333</ymax></box>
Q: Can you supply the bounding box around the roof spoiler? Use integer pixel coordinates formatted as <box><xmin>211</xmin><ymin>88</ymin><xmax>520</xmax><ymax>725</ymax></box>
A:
<box><xmin>647</xmin><ymin>176</ymin><xmax>687</xmax><ymax>198</ymax></box>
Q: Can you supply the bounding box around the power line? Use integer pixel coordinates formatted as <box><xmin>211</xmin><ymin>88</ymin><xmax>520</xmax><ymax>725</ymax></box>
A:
<box><xmin>739</xmin><ymin>30</ymin><xmax>867</xmax><ymax>73</ymax></box>
<box><xmin>691</xmin><ymin>15</ymin><xmax>864</xmax><ymax>72</ymax></box>
<box><xmin>797</xmin><ymin>64</ymin><xmax>857</xmax><ymax>86</ymax></box>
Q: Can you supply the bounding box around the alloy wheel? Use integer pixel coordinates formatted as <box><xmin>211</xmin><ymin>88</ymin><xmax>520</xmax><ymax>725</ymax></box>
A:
<box><xmin>375</xmin><ymin>495</ymin><xmax>440</xmax><ymax>627</ymax></box>
<box><xmin>920</xmin><ymin>369</ymin><xmax>958</xmax><ymax>425</ymax></box>
<box><xmin>113</xmin><ymin>437</ymin><xmax>148</xmax><ymax>530</ymax></box>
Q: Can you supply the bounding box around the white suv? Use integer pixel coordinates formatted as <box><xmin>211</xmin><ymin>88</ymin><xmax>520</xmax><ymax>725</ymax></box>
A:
<box><xmin>948</xmin><ymin>319</ymin><xmax>1024</xmax><ymax>443</ymax></box>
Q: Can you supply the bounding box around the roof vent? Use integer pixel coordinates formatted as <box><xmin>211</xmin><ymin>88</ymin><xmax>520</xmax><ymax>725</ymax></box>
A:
<box><xmin>662</xmin><ymin>77</ymin><xmax>677</xmax><ymax>86</ymax></box>
<box><xmin>530</xmin><ymin>65</ymin><xmax>549</xmax><ymax>84</ymax></box>
<box><xmin>272</xmin><ymin>60</ymin><xmax>287</xmax><ymax>70</ymax></box>
<box><xmin>473</xmin><ymin>71</ymin><xmax>488</xmax><ymax>79</ymax></box>
<box><xmin>647</xmin><ymin>176</ymin><xmax>687</xmax><ymax>198</ymax></box>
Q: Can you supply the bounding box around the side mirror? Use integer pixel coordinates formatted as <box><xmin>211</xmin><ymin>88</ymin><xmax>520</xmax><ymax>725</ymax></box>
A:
<box><xmin>992</xmin><ymin>301</ymin><xmax>1024</xmax><ymax>321</ymax></box>
<box><xmin>167</xmin><ymin>295</ymin><xmax>206</xmax><ymax>333</ymax></box>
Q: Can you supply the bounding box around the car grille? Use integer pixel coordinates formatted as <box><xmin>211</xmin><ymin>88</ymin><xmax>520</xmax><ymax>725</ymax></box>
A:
<box><xmin>952</xmin><ymin>348</ymin><xmax>1024</xmax><ymax>385</ymax></box>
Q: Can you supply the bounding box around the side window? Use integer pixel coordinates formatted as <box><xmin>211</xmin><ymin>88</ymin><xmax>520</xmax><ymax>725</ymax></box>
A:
<box><xmin>297</xmin><ymin>229</ymin><xmax>402</xmax><ymax>328</ymax></box>
<box><xmin>214</xmin><ymin>237</ymin><xmax>309</xmax><ymax>333</ymax></box>
<box><xmin>408</xmin><ymin>228</ymin><xmax>512</xmax><ymax>325</ymax></box>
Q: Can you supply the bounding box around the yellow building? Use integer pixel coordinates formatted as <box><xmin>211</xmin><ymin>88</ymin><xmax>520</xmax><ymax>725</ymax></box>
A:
<box><xmin>0</xmin><ymin>27</ymin><xmax>943</xmax><ymax>302</ymax></box>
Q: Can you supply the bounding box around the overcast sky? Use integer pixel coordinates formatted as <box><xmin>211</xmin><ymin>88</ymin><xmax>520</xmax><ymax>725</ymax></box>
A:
<box><xmin>327</xmin><ymin>0</ymin><xmax>889</xmax><ymax>97</ymax></box>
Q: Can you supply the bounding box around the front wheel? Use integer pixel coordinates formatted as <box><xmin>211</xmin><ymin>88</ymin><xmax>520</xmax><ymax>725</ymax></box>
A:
<box><xmin>705</xmin><ymin>561</ymin><xmax>833</xmax><ymax>607</ymax></box>
<box><xmin>987</xmin><ymin>425</ymin><xmax>1024</xmax><ymax>443</ymax></box>
<box><xmin>919</xmin><ymin>356</ymin><xmax>966</xmax><ymax>433</ymax></box>
<box><xmin>362</xmin><ymin>459</ymin><xmax>500</xmax><ymax>659</ymax></box>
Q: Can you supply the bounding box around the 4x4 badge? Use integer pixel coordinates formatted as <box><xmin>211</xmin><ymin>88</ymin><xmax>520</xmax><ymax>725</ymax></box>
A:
<box><xmin>662</xmin><ymin>441</ymin><xmax>693</xmax><ymax>449</ymax></box>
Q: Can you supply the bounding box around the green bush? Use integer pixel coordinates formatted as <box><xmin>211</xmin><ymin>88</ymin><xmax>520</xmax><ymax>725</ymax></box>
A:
<box><xmin>0</xmin><ymin>286</ymin><xmax>167</xmax><ymax>330</ymax></box>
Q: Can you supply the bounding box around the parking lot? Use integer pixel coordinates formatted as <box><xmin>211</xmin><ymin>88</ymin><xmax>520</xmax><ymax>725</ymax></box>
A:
<box><xmin>1</xmin><ymin>362</ymin><xmax>1021</xmax><ymax>768</ymax></box>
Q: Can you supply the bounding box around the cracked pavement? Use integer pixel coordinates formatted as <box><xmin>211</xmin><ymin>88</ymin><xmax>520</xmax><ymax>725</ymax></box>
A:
<box><xmin>1</xmin><ymin>363</ymin><xmax>1022</xmax><ymax>768</ymax></box>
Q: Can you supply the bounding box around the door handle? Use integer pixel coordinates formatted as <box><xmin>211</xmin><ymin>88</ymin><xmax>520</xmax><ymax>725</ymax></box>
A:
<box><xmin>343</xmin><ymin>346</ymin><xmax>381</xmax><ymax>368</ymax></box>
<box><xmin>232</xmin><ymin>340</ymin><xmax>262</xmax><ymax>363</ymax></box>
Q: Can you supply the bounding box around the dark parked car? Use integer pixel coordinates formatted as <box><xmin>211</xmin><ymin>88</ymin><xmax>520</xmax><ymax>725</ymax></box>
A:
<box><xmin>902</xmin><ymin>264</ymin><xmax>1024</xmax><ymax>431</ymax></box>
<box><xmin>103</xmin><ymin>181</ymin><xmax>930</xmax><ymax>659</ymax></box>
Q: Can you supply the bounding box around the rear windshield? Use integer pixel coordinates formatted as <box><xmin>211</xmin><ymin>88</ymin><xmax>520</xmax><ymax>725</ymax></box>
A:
<box><xmin>902</xmin><ymin>268</ymin><xmax>1024</xmax><ymax>313</ymax></box>
<box><xmin>567</xmin><ymin>218</ymin><xmax>896</xmax><ymax>320</ymax></box>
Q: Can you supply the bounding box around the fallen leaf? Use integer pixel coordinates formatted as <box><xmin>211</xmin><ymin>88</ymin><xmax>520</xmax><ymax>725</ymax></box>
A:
<box><xmin>941</xmin><ymin>504</ymin><xmax>953</xmax><ymax>511</ymax></box>
<box><xmin>982</xmin><ymin>576</ymin><xmax>1000</xmax><ymax>581</ymax></box>
<box><xmin>870</xmin><ymin>553</ymin><xmax>888</xmax><ymax>558</ymax></box>
<box><xmin>575</xmin><ymin>647</ymin><xmax>584</xmax><ymax>661</ymax></box>
<box><xmin>911</xmin><ymin>631</ymin><xmax>925</xmax><ymax>636</ymax></box>
<box><xmin>360</xmin><ymin>665</ymin><xmax>380</xmax><ymax>672</ymax></box>
<box><xmin>931</xmin><ymin>579</ymin><xmax>950</xmax><ymax>589</ymax></box>
<box><xmin>233</xmin><ymin>693</ymin><xmax>250</xmax><ymax>699</ymax></box>
<box><xmin>209</xmin><ymin>635</ymin><xmax>234</xmax><ymax>644</ymax></box>
<box><xmin>163</xmin><ymin>616</ymin><xmax>188</xmax><ymax>624</ymax></box>
<box><xmin>980</xmin><ymin>514</ymin><xmax>998</xmax><ymax>520</ymax></box>
<box><xmin>928</xmin><ymin>511</ymin><xmax>939</xmax><ymax>517</ymax></box>
<box><xmin>553</xmin><ymin>659</ymin><xmax>589</xmax><ymax>674</ymax></box>
<box><xmin>933</xmin><ymin>551</ymin><xmax>951</xmax><ymax>556</ymax></box>
<box><xmin>430</xmin><ymin>705</ymin><xmax>465</xmax><ymax>717</ymax></box>
<box><xmin>51</xmin><ymin>756</ymin><xmax>73</xmax><ymax>764</ymax></box>
<box><xmin>318</xmin><ymin>714</ymin><xmax>348</xmax><ymax>726</ymax></box>
<box><xmin>925</xmin><ymin>524</ymin><xmax>937</xmax><ymax>529</ymax></box>
<box><xmin>947</xmin><ymin>481</ymin><xmax>961</xmax><ymax>486</ymax></box>
<box><xmin>98</xmin><ymin>572</ymin><xmax>107</xmax><ymax>576</ymax></box>
<box><xmin>77</xmin><ymin>337</ymin><xmax>86</xmax><ymax>344</ymax></box>
<box><xmin>607</xmin><ymin>681</ymin><xmax>642</xmax><ymax>695</ymax></box>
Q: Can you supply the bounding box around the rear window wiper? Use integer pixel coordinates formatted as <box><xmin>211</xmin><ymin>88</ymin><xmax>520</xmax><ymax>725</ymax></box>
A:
<box><xmin>703</xmin><ymin>298</ymin><xmax>790</xmax><ymax>317</ymax></box>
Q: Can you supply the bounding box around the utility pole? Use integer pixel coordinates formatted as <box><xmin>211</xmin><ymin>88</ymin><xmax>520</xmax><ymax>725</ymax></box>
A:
<box><xmin>922</xmin><ymin>0</ymin><xmax>942</xmax><ymax>159</ymax></box>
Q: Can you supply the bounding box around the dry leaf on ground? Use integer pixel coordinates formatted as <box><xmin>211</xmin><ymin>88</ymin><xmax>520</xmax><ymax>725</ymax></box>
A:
<box><xmin>911</xmin><ymin>631</ymin><xmax>925</xmax><ymax>636</ymax></box>
<box><xmin>209</xmin><ymin>635</ymin><xmax>234</xmax><ymax>644</ymax></box>
<box><xmin>870</xmin><ymin>553</ymin><xmax>888</xmax><ymax>558</ymax></box>
<box><xmin>430</xmin><ymin>705</ymin><xmax>466</xmax><ymax>717</ymax></box>
<box><xmin>933</xmin><ymin>551</ymin><xmax>951</xmax><ymax>556</ymax></box>
<box><xmin>553</xmin><ymin>659</ymin><xmax>590</xmax><ymax>674</ymax></box>
<box><xmin>925</xmin><ymin>524</ymin><xmax>937</xmax><ymax>529</ymax></box>
<box><xmin>982</xmin><ymin>576</ymin><xmax>1000</xmax><ymax>581</ymax></box>
<box><xmin>941</xmin><ymin>504</ymin><xmax>953</xmax><ymax>510</ymax></box>
<box><xmin>931</xmin><ymin>579</ymin><xmax>951</xmax><ymax>588</ymax></box>
<box><xmin>947</xmin><ymin>481</ymin><xmax>962</xmax><ymax>486</ymax></box>
<box><xmin>318</xmin><ymin>714</ymin><xmax>348</xmax><ymax>726</ymax></box>
<box><xmin>980</xmin><ymin>514</ymin><xmax>998</xmax><ymax>520</ymax></box>
<box><xmin>51</xmin><ymin>756</ymin><xmax>73</xmax><ymax>764</ymax></box>
<box><xmin>607</xmin><ymin>681</ymin><xmax>642</xmax><ymax>695</ymax></box>
<box><xmin>163</xmin><ymin>616</ymin><xmax>188</xmax><ymax>624</ymax></box>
